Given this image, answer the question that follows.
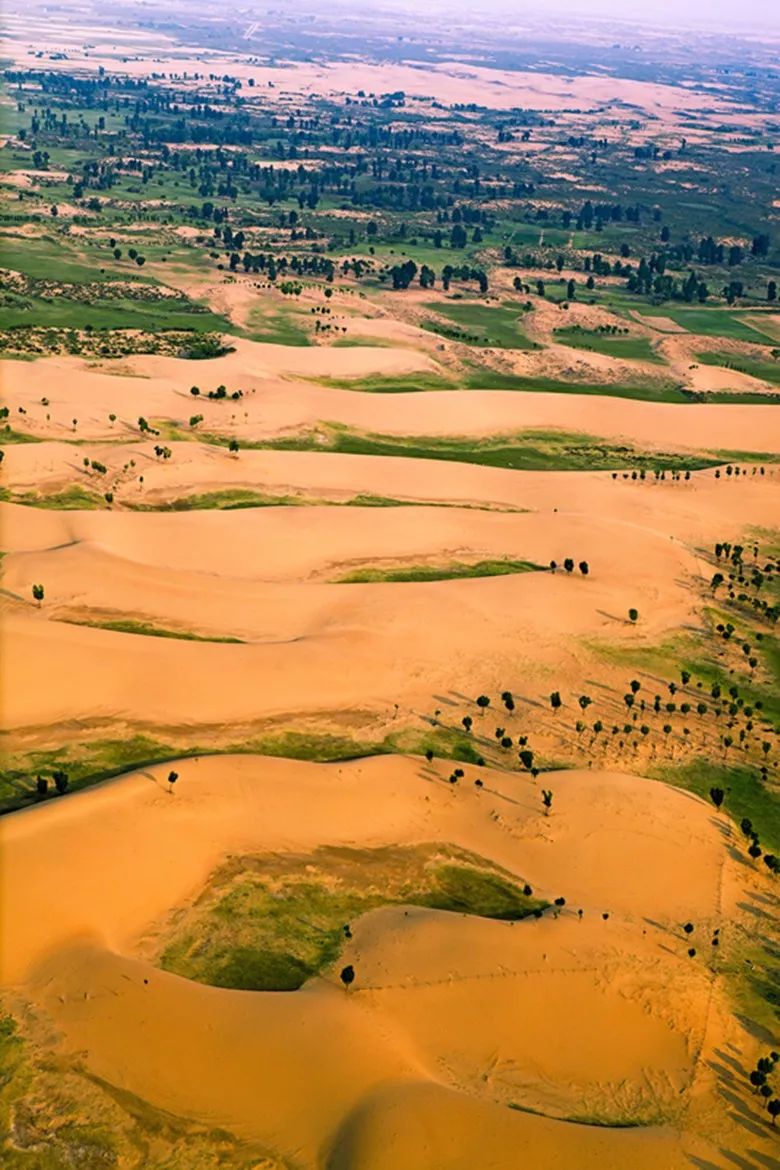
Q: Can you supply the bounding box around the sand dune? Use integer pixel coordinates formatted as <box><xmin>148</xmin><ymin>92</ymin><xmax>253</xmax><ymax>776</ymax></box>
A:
<box><xmin>5</xmin><ymin>349</ymin><xmax>780</xmax><ymax>452</ymax></box>
<box><xmin>0</xmin><ymin>754</ymin><xmax>762</xmax><ymax>1168</ymax></box>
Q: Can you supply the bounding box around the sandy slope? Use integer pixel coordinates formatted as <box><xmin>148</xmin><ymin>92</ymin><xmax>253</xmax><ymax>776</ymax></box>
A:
<box><xmin>0</xmin><ymin>754</ymin><xmax>767</xmax><ymax>1169</ymax></box>
<box><xmin>2</xmin><ymin>465</ymin><xmax>775</xmax><ymax>736</ymax></box>
<box><xmin>4</xmin><ymin>348</ymin><xmax>780</xmax><ymax>452</ymax></box>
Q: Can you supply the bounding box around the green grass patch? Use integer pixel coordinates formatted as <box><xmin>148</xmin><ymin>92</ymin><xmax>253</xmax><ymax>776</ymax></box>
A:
<box><xmin>462</xmin><ymin>369</ymin><xmax>686</xmax><ymax>402</ymax></box>
<box><xmin>245</xmin><ymin>306</ymin><xmax>311</xmax><ymax>346</ymax></box>
<box><xmin>650</xmin><ymin>759</ymin><xmax>780</xmax><ymax>857</ymax></box>
<box><xmin>553</xmin><ymin>326</ymin><xmax>665</xmax><ymax>364</ymax></box>
<box><xmin>0</xmin><ymin>723</ymin><xmax>487</xmax><ymax>814</ymax></box>
<box><xmin>129</xmin><ymin>488</ymin><xmax>312</xmax><ymax>511</ymax></box>
<box><xmin>0</xmin><ymin>426</ymin><xmax>44</xmax><ymax>443</ymax></box>
<box><xmin>224</xmin><ymin>423</ymin><xmax>732</xmax><ymax>473</ymax></box>
<box><xmin>5</xmin><ymin>485</ymin><xmax>105</xmax><ymax>509</ymax></box>
<box><xmin>317</xmin><ymin>370</ymin><xmax>456</xmax><ymax>392</ymax></box>
<box><xmin>0</xmin><ymin>234</ymin><xmax>135</xmax><ymax>284</ymax></box>
<box><xmin>639</xmin><ymin>305</ymin><xmax>777</xmax><ymax>344</ymax></box>
<box><xmin>335</xmin><ymin>558</ymin><xmax>541</xmax><ymax>583</ymax></box>
<box><xmin>157</xmin><ymin>843</ymin><xmax>546</xmax><ymax>991</ymax></box>
<box><xmin>60</xmin><ymin>618</ymin><xmax>244</xmax><ymax>643</ymax></box>
<box><xmin>423</xmin><ymin>300</ymin><xmax>538</xmax><ymax>350</ymax></box>
<box><xmin>0</xmin><ymin>289</ymin><xmax>231</xmax><ymax>334</ymax></box>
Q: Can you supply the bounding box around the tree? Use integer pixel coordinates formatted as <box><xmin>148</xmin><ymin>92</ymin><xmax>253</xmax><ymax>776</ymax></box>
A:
<box><xmin>578</xmin><ymin>695</ymin><xmax>592</xmax><ymax>712</ymax></box>
<box><xmin>476</xmin><ymin>695</ymin><xmax>490</xmax><ymax>715</ymax></box>
<box><xmin>579</xmin><ymin>561</ymin><xmax>589</xmax><ymax>576</ymax></box>
<box><xmin>32</xmin><ymin>584</ymin><xmax>44</xmax><ymax>607</ymax></box>
<box><xmin>550</xmin><ymin>691</ymin><xmax>562</xmax><ymax>714</ymax></box>
<box><xmin>36</xmin><ymin>775</ymin><xmax>48</xmax><ymax>797</ymax></box>
<box><xmin>425</xmin><ymin>749</ymin><xmax>434</xmax><ymax>762</ymax></box>
<box><xmin>628</xmin><ymin>608</ymin><xmax>639</xmax><ymax>623</ymax></box>
<box><xmin>340</xmin><ymin>964</ymin><xmax>355</xmax><ymax>990</ymax></box>
<box><xmin>563</xmin><ymin>558</ymin><xmax>574</xmax><ymax>574</ymax></box>
<box><xmin>52</xmin><ymin>770</ymin><xmax>69</xmax><ymax>794</ymax></box>
<box><xmin>519</xmin><ymin>749</ymin><xmax>534</xmax><ymax>771</ymax></box>
<box><xmin>768</xmin><ymin>1098</ymin><xmax>780</xmax><ymax>1125</ymax></box>
<box><xmin>709</xmin><ymin>786</ymin><xmax>725</xmax><ymax>811</ymax></box>
<box><xmin>462</xmin><ymin>715</ymin><xmax>473</xmax><ymax>733</ymax></box>
<box><xmin>542</xmin><ymin>789</ymin><xmax>553</xmax><ymax>814</ymax></box>
<box><xmin>229</xmin><ymin>438</ymin><xmax>240</xmax><ymax>455</ymax></box>
<box><xmin>450</xmin><ymin>223</ymin><xmax>467</xmax><ymax>249</ymax></box>
<box><xmin>168</xmin><ymin>770</ymin><xmax>178</xmax><ymax>793</ymax></box>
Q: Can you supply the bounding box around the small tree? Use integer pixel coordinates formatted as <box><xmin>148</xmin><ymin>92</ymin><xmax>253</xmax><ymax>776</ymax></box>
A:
<box><xmin>462</xmin><ymin>715</ymin><xmax>473</xmax><ymax>733</ymax></box>
<box><xmin>168</xmin><ymin>770</ymin><xmax>179</xmax><ymax>793</ymax></box>
<box><xmin>542</xmin><ymin>789</ymin><xmax>553</xmax><ymax>814</ymax></box>
<box><xmin>32</xmin><ymin>584</ymin><xmax>44</xmax><ymax>607</ymax></box>
<box><xmin>768</xmin><ymin>1098</ymin><xmax>780</xmax><ymax>1125</ymax></box>
<box><xmin>229</xmin><ymin>438</ymin><xmax>240</xmax><ymax>455</ymax></box>
<box><xmin>563</xmin><ymin>558</ymin><xmax>574</xmax><ymax>574</ymax></box>
<box><xmin>550</xmin><ymin>691</ymin><xmax>562</xmax><ymax>714</ymax></box>
<box><xmin>476</xmin><ymin>695</ymin><xmax>490</xmax><ymax>715</ymax></box>
<box><xmin>709</xmin><ymin>786</ymin><xmax>725</xmax><ymax>811</ymax></box>
<box><xmin>628</xmin><ymin>608</ymin><xmax>639</xmax><ymax>624</ymax></box>
<box><xmin>340</xmin><ymin>964</ymin><xmax>355</xmax><ymax>990</ymax></box>
<box><xmin>579</xmin><ymin>561</ymin><xmax>589</xmax><ymax>576</ymax></box>
<box><xmin>52</xmin><ymin>770</ymin><xmax>69</xmax><ymax>795</ymax></box>
<box><xmin>519</xmin><ymin>749</ymin><xmax>534</xmax><ymax>771</ymax></box>
<box><xmin>36</xmin><ymin>775</ymin><xmax>48</xmax><ymax>797</ymax></box>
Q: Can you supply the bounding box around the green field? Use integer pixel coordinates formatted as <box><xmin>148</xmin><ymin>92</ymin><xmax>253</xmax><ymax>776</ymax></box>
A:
<box><xmin>423</xmin><ymin>300</ymin><xmax>538</xmax><ymax>350</ymax></box>
<box><xmin>553</xmin><ymin>326</ymin><xmax>665</xmax><ymax>364</ymax></box>
<box><xmin>640</xmin><ymin>305</ymin><xmax>777</xmax><ymax>344</ymax></box>
<box><xmin>244</xmin><ymin>305</ymin><xmax>311</xmax><ymax>346</ymax></box>
<box><xmin>1</xmin><ymin>290</ymin><xmax>230</xmax><ymax>333</ymax></box>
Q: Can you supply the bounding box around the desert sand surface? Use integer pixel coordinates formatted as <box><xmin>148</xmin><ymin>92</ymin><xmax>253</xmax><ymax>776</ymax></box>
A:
<box><xmin>4</xmin><ymin>347</ymin><xmax>780</xmax><ymax>452</ymax></box>
<box><xmin>0</xmin><ymin>753</ymin><xmax>770</xmax><ymax>1169</ymax></box>
<box><xmin>2</xmin><ymin>5</ymin><xmax>779</xmax><ymax>1168</ymax></box>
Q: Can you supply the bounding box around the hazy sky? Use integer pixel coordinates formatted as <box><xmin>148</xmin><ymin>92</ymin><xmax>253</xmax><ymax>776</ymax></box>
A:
<box><xmin>392</xmin><ymin>0</ymin><xmax>778</xmax><ymax>33</ymax></box>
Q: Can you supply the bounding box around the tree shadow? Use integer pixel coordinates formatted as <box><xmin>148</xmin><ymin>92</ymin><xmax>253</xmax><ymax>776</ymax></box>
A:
<box><xmin>713</xmin><ymin>1046</ymin><xmax>747</xmax><ymax>1078</ymax></box>
<box><xmin>736</xmin><ymin>899</ymin><xmax>776</xmax><ymax>923</ymax></box>
<box><xmin>720</xmin><ymin>1150</ymin><xmax>764</xmax><ymax>1170</ymax></box>
<box><xmin>746</xmin><ymin>1149</ymin><xmax>779</xmax><ymax>1169</ymax></box>
<box><xmin>431</xmin><ymin>693</ymin><xmax>460</xmax><ymax>708</ymax></box>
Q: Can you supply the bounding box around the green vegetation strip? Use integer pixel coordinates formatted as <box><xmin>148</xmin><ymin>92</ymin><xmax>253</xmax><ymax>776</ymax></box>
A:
<box><xmin>60</xmin><ymin>618</ymin><xmax>244</xmax><ymax>643</ymax></box>
<box><xmin>1</xmin><ymin>486</ymin><xmax>105</xmax><ymax>509</ymax></box>
<box><xmin>0</xmin><ymin>726</ymin><xmax>484</xmax><ymax>815</ymax></box>
<box><xmin>336</xmin><ymin>558</ymin><xmax>541</xmax><ymax>583</ymax></box>
<box><xmin>158</xmin><ymin>843</ymin><xmax>546</xmax><ymax>991</ymax></box>
<box><xmin>207</xmin><ymin>424</ymin><xmax>751</xmax><ymax>473</ymax></box>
